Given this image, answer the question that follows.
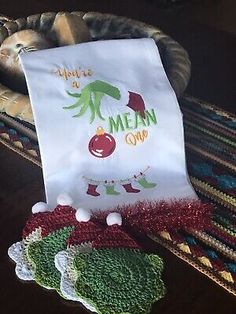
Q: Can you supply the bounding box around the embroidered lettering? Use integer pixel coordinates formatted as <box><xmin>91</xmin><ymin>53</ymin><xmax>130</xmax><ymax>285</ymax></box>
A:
<box><xmin>108</xmin><ymin>109</ymin><xmax>157</xmax><ymax>134</ymax></box>
<box><xmin>145</xmin><ymin>109</ymin><xmax>157</xmax><ymax>125</ymax></box>
<box><xmin>125</xmin><ymin>129</ymin><xmax>148</xmax><ymax>146</ymax></box>
<box><xmin>109</xmin><ymin>115</ymin><xmax>125</xmax><ymax>133</ymax></box>
<box><xmin>72</xmin><ymin>81</ymin><xmax>80</xmax><ymax>88</ymax></box>
<box><xmin>123</xmin><ymin>112</ymin><xmax>133</xmax><ymax>130</ymax></box>
<box><xmin>134</xmin><ymin>112</ymin><xmax>147</xmax><ymax>128</ymax></box>
<box><xmin>53</xmin><ymin>68</ymin><xmax>93</xmax><ymax>81</ymax></box>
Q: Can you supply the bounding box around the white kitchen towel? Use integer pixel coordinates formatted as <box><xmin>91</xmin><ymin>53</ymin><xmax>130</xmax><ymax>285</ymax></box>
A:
<box><xmin>20</xmin><ymin>38</ymin><xmax>197</xmax><ymax>211</ymax></box>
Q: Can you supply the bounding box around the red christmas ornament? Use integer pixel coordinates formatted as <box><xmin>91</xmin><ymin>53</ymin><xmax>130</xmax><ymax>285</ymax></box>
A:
<box><xmin>88</xmin><ymin>127</ymin><xmax>116</xmax><ymax>158</ymax></box>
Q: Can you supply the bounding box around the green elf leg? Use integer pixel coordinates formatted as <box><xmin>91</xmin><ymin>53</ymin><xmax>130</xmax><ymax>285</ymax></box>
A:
<box><xmin>135</xmin><ymin>173</ymin><xmax>157</xmax><ymax>189</ymax></box>
<box><xmin>105</xmin><ymin>181</ymin><xmax>120</xmax><ymax>195</ymax></box>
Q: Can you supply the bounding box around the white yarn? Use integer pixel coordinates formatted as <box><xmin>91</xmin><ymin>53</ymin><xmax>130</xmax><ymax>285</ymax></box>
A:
<box><xmin>8</xmin><ymin>241</ymin><xmax>34</xmax><ymax>281</ymax></box>
<box><xmin>57</xmin><ymin>193</ymin><xmax>73</xmax><ymax>206</ymax></box>
<box><xmin>75</xmin><ymin>208</ymin><xmax>92</xmax><ymax>222</ymax></box>
<box><xmin>106</xmin><ymin>212</ymin><xmax>122</xmax><ymax>226</ymax></box>
<box><xmin>32</xmin><ymin>201</ymin><xmax>49</xmax><ymax>214</ymax></box>
<box><xmin>56</xmin><ymin>247</ymin><xmax>97</xmax><ymax>312</ymax></box>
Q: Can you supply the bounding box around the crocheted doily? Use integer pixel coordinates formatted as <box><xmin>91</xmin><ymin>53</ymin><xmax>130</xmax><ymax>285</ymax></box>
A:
<box><xmin>73</xmin><ymin>248</ymin><xmax>165</xmax><ymax>314</ymax></box>
<box><xmin>26</xmin><ymin>226</ymin><xmax>74</xmax><ymax>292</ymax></box>
<box><xmin>8</xmin><ymin>207</ymin><xmax>105</xmax><ymax>293</ymax></box>
<box><xmin>8</xmin><ymin>227</ymin><xmax>42</xmax><ymax>281</ymax></box>
<box><xmin>55</xmin><ymin>245</ymin><xmax>97</xmax><ymax>312</ymax></box>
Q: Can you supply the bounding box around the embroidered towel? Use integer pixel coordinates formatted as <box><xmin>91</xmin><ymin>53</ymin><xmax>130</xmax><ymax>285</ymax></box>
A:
<box><xmin>20</xmin><ymin>38</ymin><xmax>196</xmax><ymax>210</ymax></box>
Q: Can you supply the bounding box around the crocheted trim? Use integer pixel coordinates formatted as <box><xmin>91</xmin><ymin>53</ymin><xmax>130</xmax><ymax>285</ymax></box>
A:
<box><xmin>26</xmin><ymin>226</ymin><xmax>74</xmax><ymax>292</ymax></box>
<box><xmin>67</xmin><ymin>221</ymin><xmax>104</xmax><ymax>247</ymax></box>
<box><xmin>73</xmin><ymin>248</ymin><xmax>165</xmax><ymax>314</ymax></box>
<box><xmin>123</xmin><ymin>200</ymin><xmax>212</xmax><ymax>233</ymax></box>
<box><xmin>8</xmin><ymin>241</ymin><xmax>34</xmax><ymax>281</ymax></box>
<box><xmin>93</xmin><ymin>224</ymin><xmax>141</xmax><ymax>250</ymax></box>
<box><xmin>8</xmin><ymin>227</ymin><xmax>42</xmax><ymax>281</ymax></box>
<box><xmin>22</xmin><ymin>200</ymin><xmax>212</xmax><ymax>240</ymax></box>
<box><xmin>23</xmin><ymin>205</ymin><xmax>77</xmax><ymax>238</ymax></box>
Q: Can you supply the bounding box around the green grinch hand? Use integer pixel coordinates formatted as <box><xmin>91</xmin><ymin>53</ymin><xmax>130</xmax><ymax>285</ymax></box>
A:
<box><xmin>64</xmin><ymin>80</ymin><xmax>121</xmax><ymax>123</ymax></box>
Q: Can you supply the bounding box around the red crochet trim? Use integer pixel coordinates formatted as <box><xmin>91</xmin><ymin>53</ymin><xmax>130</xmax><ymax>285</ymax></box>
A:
<box><xmin>23</xmin><ymin>205</ymin><xmax>77</xmax><ymax>238</ymax></box>
<box><xmin>93</xmin><ymin>225</ymin><xmax>141</xmax><ymax>250</ymax></box>
<box><xmin>68</xmin><ymin>221</ymin><xmax>104</xmax><ymax>246</ymax></box>
<box><xmin>23</xmin><ymin>199</ymin><xmax>213</xmax><ymax>244</ymax></box>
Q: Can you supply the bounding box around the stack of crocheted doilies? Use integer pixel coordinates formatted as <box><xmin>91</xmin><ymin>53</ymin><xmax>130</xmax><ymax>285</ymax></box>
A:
<box><xmin>8</xmin><ymin>201</ymin><xmax>166</xmax><ymax>314</ymax></box>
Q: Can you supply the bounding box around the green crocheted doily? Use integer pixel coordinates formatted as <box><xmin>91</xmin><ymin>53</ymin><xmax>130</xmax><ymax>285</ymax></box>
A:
<box><xmin>26</xmin><ymin>226</ymin><xmax>73</xmax><ymax>292</ymax></box>
<box><xmin>74</xmin><ymin>248</ymin><xmax>165</xmax><ymax>314</ymax></box>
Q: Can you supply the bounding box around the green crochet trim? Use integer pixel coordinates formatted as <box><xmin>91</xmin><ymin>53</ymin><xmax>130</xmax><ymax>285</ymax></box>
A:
<box><xmin>27</xmin><ymin>226</ymin><xmax>73</xmax><ymax>292</ymax></box>
<box><xmin>74</xmin><ymin>248</ymin><xmax>165</xmax><ymax>314</ymax></box>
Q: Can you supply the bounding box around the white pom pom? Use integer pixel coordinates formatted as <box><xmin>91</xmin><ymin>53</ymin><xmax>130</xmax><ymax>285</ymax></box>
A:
<box><xmin>57</xmin><ymin>193</ymin><xmax>73</xmax><ymax>206</ymax></box>
<box><xmin>75</xmin><ymin>208</ymin><xmax>92</xmax><ymax>222</ymax></box>
<box><xmin>106</xmin><ymin>212</ymin><xmax>122</xmax><ymax>226</ymax></box>
<box><xmin>32</xmin><ymin>202</ymin><xmax>49</xmax><ymax>214</ymax></box>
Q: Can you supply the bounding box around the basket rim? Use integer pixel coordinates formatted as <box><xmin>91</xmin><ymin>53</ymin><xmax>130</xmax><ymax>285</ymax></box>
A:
<box><xmin>0</xmin><ymin>11</ymin><xmax>191</xmax><ymax>124</ymax></box>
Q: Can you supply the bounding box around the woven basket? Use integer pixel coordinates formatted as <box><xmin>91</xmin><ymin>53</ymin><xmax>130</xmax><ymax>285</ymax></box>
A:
<box><xmin>0</xmin><ymin>11</ymin><xmax>191</xmax><ymax>124</ymax></box>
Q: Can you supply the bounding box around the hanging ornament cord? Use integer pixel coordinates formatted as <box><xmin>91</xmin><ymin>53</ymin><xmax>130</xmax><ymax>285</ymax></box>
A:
<box><xmin>83</xmin><ymin>166</ymin><xmax>153</xmax><ymax>186</ymax></box>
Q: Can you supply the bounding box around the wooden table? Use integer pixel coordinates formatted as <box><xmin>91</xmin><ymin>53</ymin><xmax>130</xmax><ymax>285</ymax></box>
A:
<box><xmin>0</xmin><ymin>1</ymin><xmax>235</xmax><ymax>314</ymax></box>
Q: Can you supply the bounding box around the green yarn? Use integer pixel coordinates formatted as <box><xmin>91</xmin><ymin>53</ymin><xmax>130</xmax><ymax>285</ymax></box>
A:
<box><xmin>27</xmin><ymin>226</ymin><xmax>73</xmax><ymax>292</ymax></box>
<box><xmin>74</xmin><ymin>248</ymin><xmax>165</xmax><ymax>314</ymax></box>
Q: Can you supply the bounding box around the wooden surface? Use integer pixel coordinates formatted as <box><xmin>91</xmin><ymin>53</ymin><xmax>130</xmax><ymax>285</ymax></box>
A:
<box><xmin>0</xmin><ymin>1</ymin><xmax>235</xmax><ymax>314</ymax></box>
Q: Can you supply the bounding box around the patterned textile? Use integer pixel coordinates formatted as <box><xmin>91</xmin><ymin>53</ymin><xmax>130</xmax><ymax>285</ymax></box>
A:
<box><xmin>2</xmin><ymin>94</ymin><xmax>236</xmax><ymax>295</ymax></box>
<box><xmin>151</xmin><ymin>95</ymin><xmax>236</xmax><ymax>295</ymax></box>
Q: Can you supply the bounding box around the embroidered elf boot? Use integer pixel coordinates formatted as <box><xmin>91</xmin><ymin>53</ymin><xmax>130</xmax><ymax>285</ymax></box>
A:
<box><xmin>122</xmin><ymin>183</ymin><xmax>140</xmax><ymax>193</ymax></box>
<box><xmin>87</xmin><ymin>184</ymin><xmax>100</xmax><ymax>197</ymax></box>
<box><xmin>105</xmin><ymin>181</ymin><xmax>120</xmax><ymax>195</ymax></box>
<box><xmin>135</xmin><ymin>173</ymin><xmax>156</xmax><ymax>188</ymax></box>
